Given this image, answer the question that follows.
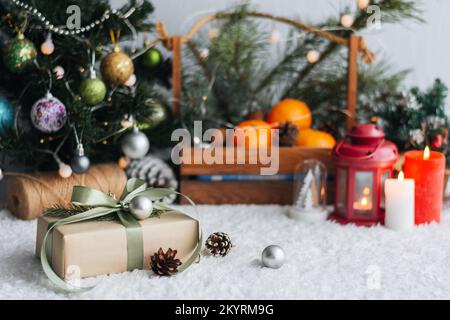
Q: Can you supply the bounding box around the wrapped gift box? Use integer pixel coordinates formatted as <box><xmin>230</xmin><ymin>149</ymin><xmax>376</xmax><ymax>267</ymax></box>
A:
<box><xmin>35</xmin><ymin>211</ymin><xmax>199</xmax><ymax>279</ymax></box>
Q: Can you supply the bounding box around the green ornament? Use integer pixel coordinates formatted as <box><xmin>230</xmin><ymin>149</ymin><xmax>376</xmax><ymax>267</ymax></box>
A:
<box><xmin>138</xmin><ymin>99</ymin><xmax>168</xmax><ymax>130</ymax></box>
<box><xmin>142</xmin><ymin>48</ymin><xmax>162</xmax><ymax>69</ymax></box>
<box><xmin>79</xmin><ymin>76</ymin><xmax>107</xmax><ymax>106</ymax></box>
<box><xmin>3</xmin><ymin>34</ymin><xmax>37</xmax><ymax>73</ymax></box>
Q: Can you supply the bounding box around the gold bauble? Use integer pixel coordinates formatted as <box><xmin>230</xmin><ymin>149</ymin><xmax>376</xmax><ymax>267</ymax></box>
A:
<box><xmin>100</xmin><ymin>47</ymin><xmax>134</xmax><ymax>85</ymax></box>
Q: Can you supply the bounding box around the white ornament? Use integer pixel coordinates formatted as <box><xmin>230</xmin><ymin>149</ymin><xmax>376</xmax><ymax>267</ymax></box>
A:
<box><xmin>124</xmin><ymin>74</ymin><xmax>137</xmax><ymax>87</ymax></box>
<box><xmin>358</xmin><ymin>0</ymin><xmax>370</xmax><ymax>10</ymax></box>
<box><xmin>306</xmin><ymin>50</ymin><xmax>321</xmax><ymax>64</ymax></box>
<box><xmin>341</xmin><ymin>14</ymin><xmax>355</xmax><ymax>28</ymax></box>
<box><xmin>53</xmin><ymin>66</ymin><xmax>65</xmax><ymax>79</ymax></box>
<box><xmin>58</xmin><ymin>163</ymin><xmax>72</xmax><ymax>178</ymax></box>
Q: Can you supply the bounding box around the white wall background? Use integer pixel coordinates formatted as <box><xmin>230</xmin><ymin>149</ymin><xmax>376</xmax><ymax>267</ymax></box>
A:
<box><xmin>111</xmin><ymin>0</ymin><xmax>450</xmax><ymax>90</ymax></box>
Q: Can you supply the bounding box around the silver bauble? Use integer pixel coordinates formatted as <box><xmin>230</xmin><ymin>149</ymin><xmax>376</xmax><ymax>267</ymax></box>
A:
<box><xmin>261</xmin><ymin>245</ymin><xmax>285</xmax><ymax>269</ymax></box>
<box><xmin>121</xmin><ymin>127</ymin><xmax>150</xmax><ymax>159</ymax></box>
<box><xmin>70</xmin><ymin>155</ymin><xmax>91</xmax><ymax>174</ymax></box>
<box><xmin>129</xmin><ymin>195</ymin><xmax>153</xmax><ymax>220</ymax></box>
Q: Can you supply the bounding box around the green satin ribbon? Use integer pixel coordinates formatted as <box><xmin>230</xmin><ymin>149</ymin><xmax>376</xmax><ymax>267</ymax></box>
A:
<box><xmin>40</xmin><ymin>178</ymin><xmax>202</xmax><ymax>293</ymax></box>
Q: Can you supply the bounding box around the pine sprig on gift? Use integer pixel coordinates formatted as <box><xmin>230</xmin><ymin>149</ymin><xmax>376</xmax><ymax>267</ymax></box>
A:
<box><xmin>44</xmin><ymin>203</ymin><xmax>168</xmax><ymax>220</ymax></box>
<box><xmin>44</xmin><ymin>204</ymin><xmax>92</xmax><ymax>218</ymax></box>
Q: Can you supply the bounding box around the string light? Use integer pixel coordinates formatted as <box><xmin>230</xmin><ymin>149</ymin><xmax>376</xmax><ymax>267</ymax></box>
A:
<box><xmin>58</xmin><ymin>162</ymin><xmax>72</xmax><ymax>178</ymax></box>
<box><xmin>341</xmin><ymin>14</ymin><xmax>355</xmax><ymax>28</ymax></box>
<box><xmin>121</xmin><ymin>115</ymin><xmax>134</xmax><ymax>128</ymax></box>
<box><xmin>306</xmin><ymin>50</ymin><xmax>321</xmax><ymax>64</ymax></box>
<box><xmin>208</xmin><ymin>28</ymin><xmax>219</xmax><ymax>40</ymax></box>
<box><xmin>118</xmin><ymin>156</ymin><xmax>130</xmax><ymax>169</ymax></box>
<box><xmin>269</xmin><ymin>29</ymin><xmax>281</xmax><ymax>44</ymax></box>
<box><xmin>53</xmin><ymin>66</ymin><xmax>64</xmax><ymax>79</ymax></box>
<box><xmin>358</xmin><ymin>0</ymin><xmax>370</xmax><ymax>10</ymax></box>
<box><xmin>199</xmin><ymin>48</ymin><xmax>209</xmax><ymax>60</ymax></box>
<box><xmin>40</xmin><ymin>33</ymin><xmax>54</xmax><ymax>55</ymax></box>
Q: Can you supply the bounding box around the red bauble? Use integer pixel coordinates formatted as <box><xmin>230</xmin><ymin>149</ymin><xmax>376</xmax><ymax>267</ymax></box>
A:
<box><xmin>432</xmin><ymin>134</ymin><xmax>444</xmax><ymax>149</ymax></box>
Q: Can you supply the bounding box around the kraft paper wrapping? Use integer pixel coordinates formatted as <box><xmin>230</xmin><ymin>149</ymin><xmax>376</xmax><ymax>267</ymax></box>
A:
<box><xmin>36</xmin><ymin>211</ymin><xmax>199</xmax><ymax>279</ymax></box>
<box><xmin>6</xmin><ymin>163</ymin><xmax>127</xmax><ymax>220</ymax></box>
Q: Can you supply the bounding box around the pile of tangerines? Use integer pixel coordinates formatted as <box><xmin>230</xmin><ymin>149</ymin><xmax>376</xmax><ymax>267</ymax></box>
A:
<box><xmin>234</xmin><ymin>99</ymin><xmax>336</xmax><ymax>149</ymax></box>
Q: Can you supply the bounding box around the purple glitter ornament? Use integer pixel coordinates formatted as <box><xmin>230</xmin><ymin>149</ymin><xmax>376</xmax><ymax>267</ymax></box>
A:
<box><xmin>30</xmin><ymin>93</ymin><xmax>67</xmax><ymax>133</ymax></box>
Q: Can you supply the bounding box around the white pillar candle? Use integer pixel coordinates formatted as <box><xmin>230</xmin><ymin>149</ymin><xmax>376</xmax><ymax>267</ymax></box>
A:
<box><xmin>384</xmin><ymin>171</ymin><xmax>415</xmax><ymax>231</ymax></box>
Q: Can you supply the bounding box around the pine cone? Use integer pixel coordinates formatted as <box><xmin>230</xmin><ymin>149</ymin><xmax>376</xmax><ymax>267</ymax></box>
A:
<box><xmin>279</xmin><ymin>122</ymin><xmax>299</xmax><ymax>147</ymax></box>
<box><xmin>150</xmin><ymin>248</ymin><xmax>182</xmax><ymax>276</ymax></box>
<box><xmin>126</xmin><ymin>155</ymin><xmax>178</xmax><ymax>203</ymax></box>
<box><xmin>205</xmin><ymin>232</ymin><xmax>232</xmax><ymax>257</ymax></box>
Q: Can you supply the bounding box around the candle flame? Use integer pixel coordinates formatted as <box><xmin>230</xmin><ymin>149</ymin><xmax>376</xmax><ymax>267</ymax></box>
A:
<box><xmin>398</xmin><ymin>171</ymin><xmax>404</xmax><ymax>181</ymax></box>
<box><xmin>423</xmin><ymin>146</ymin><xmax>431</xmax><ymax>160</ymax></box>
<box><xmin>361</xmin><ymin>197</ymin><xmax>368</xmax><ymax>206</ymax></box>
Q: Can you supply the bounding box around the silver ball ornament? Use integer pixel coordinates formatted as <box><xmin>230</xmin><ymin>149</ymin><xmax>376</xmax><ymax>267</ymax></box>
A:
<box><xmin>70</xmin><ymin>155</ymin><xmax>90</xmax><ymax>174</ymax></box>
<box><xmin>121</xmin><ymin>127</ymin><xmax>150</xmax><ymax>159</ymax></box>
<box><xmin>70</xmin><ymin>144</ymin><xmax>90</xmax><ymax>174</ymax></box>
<box><xmin>129</xmin><ymin>195</ymin><xmax>153</xmax><ymax>220</ymax></box>
<box><xmin>261</xmin><ymin>245</ymin><xmax>285</xmax><ymax>269</ymax></box>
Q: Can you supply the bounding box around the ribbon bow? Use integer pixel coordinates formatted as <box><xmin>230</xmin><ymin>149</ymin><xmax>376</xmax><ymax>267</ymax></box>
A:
<box><xmin>40</xmin><ymin>178</ymin><xmax>201</xmax><ymax>293</ymax></box>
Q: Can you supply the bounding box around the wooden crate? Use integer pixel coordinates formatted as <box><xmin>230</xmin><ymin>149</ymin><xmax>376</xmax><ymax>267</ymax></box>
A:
<box><xmin>179</xmin><ymin>147</ymin><xmax>335</xmax><ymax>204</ymax></box>
<box><xmin>156</xmin><ymin>13</ymin><xmax>373</xmax><ymax>205</ymax></box>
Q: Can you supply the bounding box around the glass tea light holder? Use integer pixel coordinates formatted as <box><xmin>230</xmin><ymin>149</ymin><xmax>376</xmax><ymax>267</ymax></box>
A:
<box><xmin>289</xmin><ymin>160</ymin><xmax>328</xmax><ymax>222</ymax></box>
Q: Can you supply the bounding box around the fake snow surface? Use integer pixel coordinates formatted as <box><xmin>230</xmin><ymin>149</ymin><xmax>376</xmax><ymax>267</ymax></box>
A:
<box><xmin>1</xmin><ymin>204</ymin><xmax>450</xmax><ymax>300</ymax></box>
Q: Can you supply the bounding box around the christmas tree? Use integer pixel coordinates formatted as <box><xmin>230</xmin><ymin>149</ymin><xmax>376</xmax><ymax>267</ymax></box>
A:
<box><xmin>0</xmin><ymin>0</ymin><xmax>172</xmax><ymax>174</ymax></box>
<box><xmin>295</xmin><ymin>169</ymin><xmax>315</xmax><ymax>211</ymax></box>
<box><xmin>364</xmin><ymin>79</ymin><xmax>450</xmax><ymax>166</ymax></box>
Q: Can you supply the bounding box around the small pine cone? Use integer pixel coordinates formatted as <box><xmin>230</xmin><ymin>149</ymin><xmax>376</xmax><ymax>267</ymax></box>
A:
<box><xmin>205</xmin><ymin>232</ymin><xmax>232</xmax><ymax>257</ymax></box>
<box><xmin>150</xmin><ymin>248</ymin><xmax>182</xmax><ymax>276</ymax></box>
<box><xmin>279</xmin><ymin>122</ymin><xmax>299</xmax><ymax>147</ymax></box>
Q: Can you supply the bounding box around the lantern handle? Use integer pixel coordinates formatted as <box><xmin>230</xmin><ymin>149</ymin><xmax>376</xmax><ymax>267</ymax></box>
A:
<box><xmin>334</xmin><ymin>139</ymin><xmax>385</xmax><ymax>161</ymax></box>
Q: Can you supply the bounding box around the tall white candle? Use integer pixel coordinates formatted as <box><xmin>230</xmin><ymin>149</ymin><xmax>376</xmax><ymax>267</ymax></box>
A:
<box><xmin>384</xmin><ymin>171</ymin><xmax>415</xmax><ymax>231</ymax></box>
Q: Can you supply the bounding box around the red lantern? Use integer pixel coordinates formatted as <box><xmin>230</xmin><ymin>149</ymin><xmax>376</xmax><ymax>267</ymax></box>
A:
<box><xmin>330</xmin><ymin>124</ymin><xmax>398</xmax><ymax>226</ymax></box>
